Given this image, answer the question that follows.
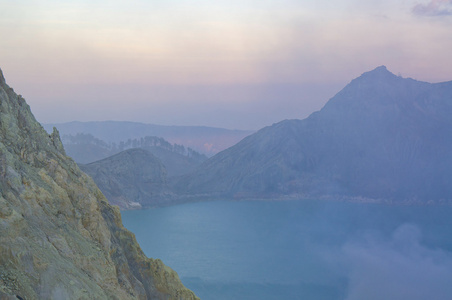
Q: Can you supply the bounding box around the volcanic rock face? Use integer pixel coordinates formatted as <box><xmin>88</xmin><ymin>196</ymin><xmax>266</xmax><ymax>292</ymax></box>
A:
<box><xmin>0</xmin><ymin>68</ymin><xmax>198</xmax><ymax>299</ymax></box>
<box><xmin>174</xmin><ymin>66</ymin><xmax>452</xmax><ymax>203</ymax></box>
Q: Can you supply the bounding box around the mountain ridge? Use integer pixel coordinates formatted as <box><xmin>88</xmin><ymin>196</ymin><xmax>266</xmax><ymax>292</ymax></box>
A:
<box><xmin>44</xmin><ymin>121</ymin><xmax>253</xmax><ymax>156</ymax></box>
<box><xmin>173</xmin><ymin>66</ymin><xmax>452</xmax><ymax>203</ymax></box>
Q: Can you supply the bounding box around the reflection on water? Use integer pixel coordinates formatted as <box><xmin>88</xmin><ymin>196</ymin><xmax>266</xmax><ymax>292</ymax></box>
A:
<box><xmin>122</xmin><ymin>200</ymin><xmax>452</xmax><ymax>300</ymax></box>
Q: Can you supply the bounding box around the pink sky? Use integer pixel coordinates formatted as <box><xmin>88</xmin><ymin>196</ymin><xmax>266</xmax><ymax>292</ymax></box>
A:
<box><xmin>1</xmin><ymin>0</ymin><xmax>452</xmax><ymax>129</ymax></box>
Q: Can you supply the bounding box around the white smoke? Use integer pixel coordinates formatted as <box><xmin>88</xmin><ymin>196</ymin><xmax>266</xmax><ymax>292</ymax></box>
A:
<box><xmin>342</xmin><ymin>223</ymin><xmax>452</xmax><ymax>300</ymax></box>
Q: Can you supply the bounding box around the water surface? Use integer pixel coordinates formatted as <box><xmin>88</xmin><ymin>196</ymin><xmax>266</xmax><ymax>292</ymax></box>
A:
<box><xmin>122</xmin><ymin>200</ymin><xmax>452</xmax><ymax>300</ymax></box>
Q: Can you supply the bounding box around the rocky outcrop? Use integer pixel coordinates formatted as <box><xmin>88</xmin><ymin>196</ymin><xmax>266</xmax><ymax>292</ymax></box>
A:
<box><xmin>0</xmin><ymin>68</ymin><xmax>198</xmax><ymax>299</ymax></box>
<box><xmin>173</xmin><ymin>66</ymin><xmax>452</xmax><ymax>203</ymax></box>
<box><xmin>80</xmin><ymin>148</ymin><xmax>171</xmax><ymax>209</ymax></box>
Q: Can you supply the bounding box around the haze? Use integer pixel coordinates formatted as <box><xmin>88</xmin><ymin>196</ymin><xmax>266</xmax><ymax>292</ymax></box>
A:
<box><xmin>1</xmin><ymin>0</ymin><xmax>452</xmax><ymax>129</ymax></box>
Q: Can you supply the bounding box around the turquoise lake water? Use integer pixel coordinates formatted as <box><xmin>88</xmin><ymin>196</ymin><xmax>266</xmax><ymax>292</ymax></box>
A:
<box><xmin>121</xmin><ymin>200</ymin><xmax>452</xmax><ymax>300</ymax></box>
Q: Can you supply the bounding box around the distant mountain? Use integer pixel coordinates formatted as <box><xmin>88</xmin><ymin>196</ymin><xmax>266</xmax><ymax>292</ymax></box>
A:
<box><xmin>61</xmin><ymin>133</ymin><xmax>114</xmax><ymax>163</ymax></box>
<box><xmin>173</xmin><ymin>66</ymin><xmax>452</xmax><ymax>203</ymax></box>
<box><xmin>140</xmin><ymin>145</ymin><xmax>206</xmax><ymax>177</ymax></box>
<box><xmin>43</xmin><ymin>121</ymin><xmax>253</xmax><ymax>156</ymax></box>
<box><xmin>80</xmin><ymin>148</ymin><xmax>172</xmax><ymax>209</ymax></box>
<box><xmin>62</xmin><ymin>133</ymin><xmax>207</xmax><ymax>176</ymax></box>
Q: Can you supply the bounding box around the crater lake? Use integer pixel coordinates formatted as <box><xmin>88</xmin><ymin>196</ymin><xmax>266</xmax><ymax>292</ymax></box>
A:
<box><xmin>122</xmin><ymin>200</ymin><xmax>452</xmax><ymax>300</ymax></box>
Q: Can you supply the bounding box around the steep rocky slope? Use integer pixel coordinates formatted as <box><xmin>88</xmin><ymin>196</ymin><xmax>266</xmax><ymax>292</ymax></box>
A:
<box><xmin>80</xmin><ymin>149</ymin><xmax>171</xmax><ymax>209</ymax></box>
<box><xmin>0</xmin><ymin>68</ymin><xmax>198</xmax><ymax>299</ymax></box>
<box><xmin>174</xmin><ymin>66</ymin><xmax>452</xmax><ymax>203</ymax></box>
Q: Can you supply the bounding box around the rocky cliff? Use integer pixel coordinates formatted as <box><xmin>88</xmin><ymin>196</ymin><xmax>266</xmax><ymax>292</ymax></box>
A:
<box><xmin>0</xmin><ymin>68</ymin><xmax>198</xmax><ymax>299</ymax></box>
<box><xmin>173</xmin><ymin>66</ymin><xmax>452</xmax><ymax>203</ymax></box>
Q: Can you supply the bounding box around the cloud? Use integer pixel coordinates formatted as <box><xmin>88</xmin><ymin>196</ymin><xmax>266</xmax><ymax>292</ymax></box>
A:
<box><xmin>412</xmin><ymin>0</ymin><xmax>452</xmax><ymax>16</ymax></box>
<box><xmin>342</xmin><ymin>224</ymin><xmax>452</xmax><ymax>300</ymax></box>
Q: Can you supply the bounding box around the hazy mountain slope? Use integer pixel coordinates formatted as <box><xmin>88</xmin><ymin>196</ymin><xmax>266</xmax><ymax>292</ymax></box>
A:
<box><xmin>80</xmin><ymin>148</ymin><xmax>171</xmax><ymax>209</ymax></box>
<box><xmin>60</xmin><ymin>133</ymin><xmax>114</xmax><ymax>164</ymax></box>
<box><xmin>141</xmin><ymin>146</ymin><xmax>204</xmax><ymax>177</ymax></box>
<box><xmin>62</xmin><ymin>133</ymin><xmax>207</xmax><ymax>176</ymax></box>
<box><xmin>174</xmin><ymin>66</ymin><xmax>452</xmax><ymax>203</ymax></box>
<box><xmin>0</xmin><ymin>68</ymin><xmax>198</xmax><ymax>299</ymax></box>
<box><xmin>44</xmin><ymin>121</ymin><xmax>253</xmax><ymax>156</ymax></box>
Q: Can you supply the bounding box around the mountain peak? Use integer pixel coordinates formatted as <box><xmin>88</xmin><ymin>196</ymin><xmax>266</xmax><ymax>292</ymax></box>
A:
<box><xmin>344</xmin><ymin>65</ymin><xmax>400</xmax><ymax>88</ymax></box>
<box><xmin>373</xmin><ymin>65</ymin><xmax>389</xmax><ymax>72</ymax></box>
<box><xmin>361</xmin><ymin>65</ymin><xmax>396</xmax><ymax>79</ymax></box>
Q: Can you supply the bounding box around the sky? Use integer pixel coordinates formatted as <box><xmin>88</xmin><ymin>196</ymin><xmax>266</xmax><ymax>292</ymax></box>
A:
<box><xmin>1</xmin><ymin>0</ymin><xmax>452</xmax><ymax>130</ymax></box>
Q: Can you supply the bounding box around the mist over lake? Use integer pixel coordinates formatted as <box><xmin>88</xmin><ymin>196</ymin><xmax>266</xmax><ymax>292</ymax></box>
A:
<box><xmin>122</xmin><ymin>200</ymin><xmax>452</xmax><ymax>300</ymax></box>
